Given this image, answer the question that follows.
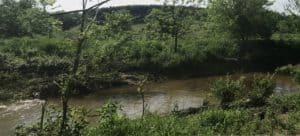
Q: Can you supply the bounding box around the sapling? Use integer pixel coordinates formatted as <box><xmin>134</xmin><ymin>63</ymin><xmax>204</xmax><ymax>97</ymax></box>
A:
<box><xmin>136</xmin><ymin>78</ymin><xmax>147</xmax><ymax>119</ymax></box>
<box><xmin>40</xmin><ymin>99</ymin><xmax>47</xmax><ymax>133</ymax></box>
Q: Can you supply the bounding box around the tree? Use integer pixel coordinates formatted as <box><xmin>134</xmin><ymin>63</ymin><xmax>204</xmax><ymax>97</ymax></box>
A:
<box><xmin>289</xmin><ymin>0</ymin><xmax>300</xmax><ymax>14</ymax></box>
<box><xmin>55</xmin><ymin>13</ymin><xmax>81</xmax><ymax>30</ymax></box>
<box><xmin>276</xmin><ymin>20</ymin><xmax>290</xmax><ymax>40</ymax></box>
<box><xmin>39</xmin><ymin>0</ymin><xmax>56</xmax><ymax>12</ymax></box>
<box><xmin>100</xmin><ymin>10</ymin><xmax>134</xmax><ymax>39</ymax></box>
<box><xmin>0</xmin><ymin>0</ymin><xmax>21</xmax><ymax>37</ymax></box>
<box><xmin>145</xmin><ymin>0</ymin><xmax>198</xmax><ymax>52</ymax></box>
<box><xmin>59</xmin><ymin>0</ymin><xmax>111</xmax><ymax>134</ymax></box>
<box><xmin>207</xmin><ymin>0</ymin><xmax>274</xmax><ymax>40</ymax></box>
<box><xmin>0</xmin><ymin>0</ymin><xmax>60</xmax><ymax>37</ymax></box>
<box><xmin>19</xmin><ymin>8</ymin><xmax>60</xmax><ymax>37</ymax></box>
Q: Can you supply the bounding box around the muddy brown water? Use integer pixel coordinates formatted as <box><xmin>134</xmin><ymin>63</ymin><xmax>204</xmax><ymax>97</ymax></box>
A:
<box><xmin>0</xmin><ymin>73</ymin><xmax>299</xmax><ymax>136</ymax></box>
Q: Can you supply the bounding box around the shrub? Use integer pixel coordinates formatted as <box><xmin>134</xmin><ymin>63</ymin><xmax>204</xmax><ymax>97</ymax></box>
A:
<box><xmin>268</xmin><ymin>93</ymin><xmax>300</xmax><ymax>113</ymax></box>
<box><xmin>0</xmin><ymin>37</ymin><xmax>73</xmax><ymax>76</ymax></box>
<box><xmin>211</xmin><ymin>74</ymin><xmax>275</xmax><ymax>108</ymax></box>
<box><xmin>15</xmin><ymin>106</ymin><xmax>89</xmax><ymax>136</ymax></box>
<box><xmin>0</xmin><ymin>90</ymin><xmax>13</xmax><ymax>101</ymax></box>
<box><xmin>88</xmin><ymin>101</ymin><xmax>123</xmax><ymax>136</ymax></box>
<box><xmin>244</xmin><ymin>75</ymin><xmax>275</xmax><ymax>107</ymax></box>
<box><xmin>286</xmin><ymin>111</ymin><xmax>300</xmax><ymax>134</ymax></box>
<box><xmin>276</xmin><ymin>64</ymin><xmax>300</xmax><ymax>83</ymax></box>
<box><xmin>198</xmin><ymin>109</ymin><xmax>258</xmax><ymax>135</ymax></box>
<box><xmin>211</xmin><ymin>75</ymin><xmax>245</xmax><ymax>108</ymax></box>
<box><xmin>1</xmin><ymin>37</ymin><xmax>74</xmax><ymax>57</ymax></box>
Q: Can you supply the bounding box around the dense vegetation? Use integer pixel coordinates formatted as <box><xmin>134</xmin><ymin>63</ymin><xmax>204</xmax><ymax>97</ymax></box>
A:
<box><xmin>1</xmin><ymin>0</ymin><xmax>300</xmax><ymax>135</ymax></box>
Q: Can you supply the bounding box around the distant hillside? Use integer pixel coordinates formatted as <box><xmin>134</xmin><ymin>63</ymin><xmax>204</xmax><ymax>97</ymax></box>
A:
<box><xmin>55</xmin><ymin>4</ymin><xmax>281</xmax><ymax>31</ymax></box>
<box><xmin>54</xmin><ymin>5</ymin><xmax>205</xmax><ymax>30</ymax></box>
<box><xmin>55</xmin><ymin>5</ymin><xmax>161</xmax><ymax>30</ymax></box>
<box><xmin>95</xmin><ymin>5</ymin><xmax>164</xmax><ymax>23</ymax></box>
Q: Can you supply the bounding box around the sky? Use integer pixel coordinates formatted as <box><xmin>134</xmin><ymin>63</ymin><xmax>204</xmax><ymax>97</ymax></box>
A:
<box><xmin>48</xmin><ymin>0</ymin><xmax>290</xmax><ymax>13</ymax></box>
<box><xmin>49</xmin><ymin>0</ymin><xmax>162</xmax><ymax>11</ymax></box>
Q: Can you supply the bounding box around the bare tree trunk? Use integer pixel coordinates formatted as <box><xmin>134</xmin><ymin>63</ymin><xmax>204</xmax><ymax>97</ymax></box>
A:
<box><xmin>60</xmin><ymin>97</ymin><xmax>68</xmax><ymax>134</ymax></box>
<box><xmin>60</xmin><ymin>81</ymin><xmax>71</xmax><ymax>135</ymax></box>
<box><xmin>60</xmin><ymin>0</ymin><xmax>87</xmax><ymax>134</ymax></box>
<box><xmin>72</xmin><ymin>0</ymin><xmax>87</xmax><ymax>74</ymax></box>
<box><xmin>59</xmin><ymin>0</ymin><xmax>109</xmax><ymax>134</ymax></box>
<box><xmin>141</xmin><ymin>91</ymin><xmax>145</xmax><ymax>119</ymax></box>
<box><xmin>137</xmin><ymin>78</ymin><xmax>147</xmax><ymax>119</ymax></box>
<box><xmin>172</xmin><ymin>1</ymin><xmax>178</xmax><ymax>53</ymax></box>
<box><xmin>72</xmin><ymin>32</ymin><xmax>86</xmax><ymax>74</ymax></box>
<box><xmin>174</xmin><ymin>32</ymin><xmax>178</xmax><ymax>53</ymax></box>
<box><xmin>40</xmin><ymin>100</ymin><xmax>47</xmax><ymax>133</ymax></box>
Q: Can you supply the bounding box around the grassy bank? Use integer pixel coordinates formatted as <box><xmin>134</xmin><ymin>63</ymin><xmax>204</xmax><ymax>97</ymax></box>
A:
<box><xmin>1</xmin><ymin>36</ymin><xmax>300</xmax><ymax>102</ymax></box>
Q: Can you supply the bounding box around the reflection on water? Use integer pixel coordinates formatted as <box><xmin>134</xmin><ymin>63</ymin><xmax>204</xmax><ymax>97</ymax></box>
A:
<box><xmin>0</xmin><ymin>74</ymin><xmax>298</xmax><ymax>135</ymax></box>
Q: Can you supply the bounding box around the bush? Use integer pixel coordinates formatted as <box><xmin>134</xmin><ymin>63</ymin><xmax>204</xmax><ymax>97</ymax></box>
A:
<box><xmin>15</xmin><ymin>106</ymin><xmax>89</xmax><ymax>136</ymax></box>
<box><xmin>276</xmin><ymin>64</ymin><xmax>300</xmax><ymax>83</ymax></box>
<box><xmin>199</xmin><ymin>109</ymin><xmax>252</xmax><ymax>134</ymax></box>
<box><xmin>268</xmin><ymin>93</ymin><xmax>300</xmax><ymax>113</ymax></box>
<box><xmin>1</xmin><ymin>37</ymin><xmax>74</xmax><ymax>57</ymax></box>
<box><xmin>211</xmin><ymin>75</ymin><xmax>245</xmax><ymax>108</ymax></box>
<box><xmin>16</xmin><ymin>56</ymin><xmax>71</xmax><ymax>76</ymax></box>
<box><xmin>0</xmin><ymin>90</ymin><xmax>13</xmax><ymax>101</ymax></box>
<box><xmin>244</xmin><ymin>75</ymin><xmax>275</xmax><ymax>107</ymax></box>
<box><xmin>0</xmin><ymin>37</ymin><xmax>73</xmax><ymax>75</ymax></box>
<box><xmin>286</xmin><ymin>111</ymin><xmax>300</xmax><ymax>134</ymax></box>
<box><xmin>86</xmin><ymin>38</ymin><xmax>213</xmax><ymax>71</ymax></box>
<box><xmin>211</xmin><ymin>74</ymin><xmax>275</xmax><ymax>108</ymax></box>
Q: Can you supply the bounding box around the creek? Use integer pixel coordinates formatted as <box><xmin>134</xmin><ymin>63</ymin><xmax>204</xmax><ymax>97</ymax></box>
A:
<box><xmin>0</xmin><ymin>73</ymin><xmax>298</xmax><ymax>136</ymax></box>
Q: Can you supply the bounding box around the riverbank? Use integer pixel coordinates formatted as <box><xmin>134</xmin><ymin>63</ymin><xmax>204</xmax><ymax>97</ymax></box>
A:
<box><xmin>1</xmin><ymin>37</ymin><xmax>300</xmax><ymax>102</ymax></box>
<box><xmin>1</xmin><ymin>72</ymin><xmax>299</xmax><ymax>135</ymax></box>
<box><xmin>4</xmin><ymin>71</ymin><xmax>299</xmax><ymax>136</ymax></box>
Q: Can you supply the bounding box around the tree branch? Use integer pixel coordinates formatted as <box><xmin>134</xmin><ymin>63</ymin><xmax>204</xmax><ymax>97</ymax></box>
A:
<box><xmin>50</xmin><ymin>0</ymin><xmax>110</xmax><ymax>16</ymax></box>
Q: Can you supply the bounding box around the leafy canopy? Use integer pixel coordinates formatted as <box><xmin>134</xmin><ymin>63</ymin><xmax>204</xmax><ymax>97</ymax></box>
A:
<box><xmin>207</xmin><ymin>0</ymin><xmax>275</xmax><ymax>40</ymax></box>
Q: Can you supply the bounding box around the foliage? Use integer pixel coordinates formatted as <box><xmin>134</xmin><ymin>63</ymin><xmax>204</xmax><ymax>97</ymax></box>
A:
<box><xmin>211</xmin><ymin>75</ymin><xmax>245</xmax><ymax>107</ymax></box>
<box><xmin>55</xmin><ymin>13</ymin><xmax>81</xmax><ymax>30</ymax></box>
<box><xmin>85</xmin><ymin>38</ymin><xmax>211</xmax><ymax>71</ymax></box>
<box><xmin>0</xmin><ymin>0</ymin><xmax>61</xmax><ymax>38</ymax></box>
<box><xmin>87</xmin><ymin>101</ymin><xmax>121</xmax><ymax>135</ymax></box>
<box><xmin>207</xmin><ymin>0</ymin><xmax>275</xmax><ymax>40</ymax></box>
<box><xmin>100</xmin><ymin>10</ymin><xmax>134</xmax><ymax>39</ymax></box>
<box><xmin>145</xmin><ymin>6</ymin><xmax>190</xmax><ymax>40</ymax></box>
<box><xmin>15</xmin><ymin>103</ymin><xmax>300</xmax><ymax>135</ymax></box>
<box><xmin>268</xmin><ymin>93</ymin><xmax>300</xmax><ymax>113</ymax></box>
<box><xmin>145</xmin><ymin>0</ymin><xmax>198</xmax><ymax>52</ymax></box>
<box><xmin>289</xmin><ymin>0</ymin><xmax>300</xmax><ymax>14</ymax></box>
<box><xmin>15</xmin><ymin>106</ymin><xmax>89</xmax><ymax>136</ymax></box>
<box><xmin>198</xmin><ymin>109</ymin><xmax>257</xmax><ymax>135</ymax></box>
<box><xmin>277</xmin><ymin>20</ymin><xmax>291</xmax><ymax>34</ymax></box>
<box><xmin>0</xmin><ymin>37</ymin><xmax>75</xmax><ymax>100</ymax></box>
<box><xmin>211</xmin><ymin>74</ymin><xmax>275</xmax><ymax>108</ymax></box>
<box><xmin>0</xmin><ymin>37</ymin><xmax>73</xmax><ymax>75</ymax></box>
<box><xmin>276</xmin><ymin>64</ymin><xmax>300</xmax><ymax>82</ymax></box>
<box><xmin>87</xmin><ymin>108</ymin><xmax>270</xmax><ymax>135</ymax></box>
